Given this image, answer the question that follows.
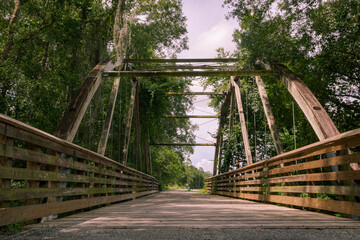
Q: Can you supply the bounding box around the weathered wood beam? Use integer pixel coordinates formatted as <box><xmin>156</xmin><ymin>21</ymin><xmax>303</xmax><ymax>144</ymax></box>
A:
<box><xmin>231</xmin><ymin>77</ymin><xmax>253</xmax><ymax>165</ymax></box>
<box><xmin>229</xmin><ymin>87</ymin><xmax>235</xmax><ymax>134</ymax></box>
<box><xmin>213</xmin><ymin>81</ymin><xmax>233</xmax><ymax>175</ymax></box>
<box><xmin>152</xmin><ymin>143</ymin><xmax>216</xmax><ymax>146</ymax></box>
<box><xmin>255</xmin><ymin>76</ymin><xmax>284</xmax><ymax>155</ymax></box>
<box><xmin>166</xmin><ymin>92</ymin><xmax>224</xmax><ymax>95</ymax></box>
<box><xmin>97</xmin><ymin>77</ymin><xmax>121</xmax><ymax>155</ymax></box>
<box><xmin>164</xmin><ymin>115</ymin><xmax>219</xmax><ymax>118</ymax></box>
<box><xmin>269</xmin><ymin>62</ymin><xmax>340</xmax><ymax>139</ymax></box>
<box><xmin>105</xmin><ymin>70</ymin><xmax>274</xmax><ymax>78</ymax></box>
<box><xmin>122</xmin><ymin>78</ymin><xmax>137</xmax><ymax>166</ymax></box>
<box><xmin>125</xmin><ymin>58</ymin><xmax>241</xmax><ymax>63</ymax></box>
<box><xmin>135</xmin><ymin>65</ymin><xmax>237</xmax><ymax>70</ymax></box>
<box><xmin>135</xmin><ymin>80</ymin><xmax>142</xmax><ymax>172</ymax></box>
<box><xmin>55</xmin><ymin>58</ymin><xmax>120</xmax><ymax>142</ymax></box>
<box><xmin>268</xmin><ymin>62</ymin><xmax>358</xmax><ymax>171</ymax></box>
<box><xmin>143</xmin><ymin>130</ymin><xmax>150</xmax><ymax>174</ymax></box>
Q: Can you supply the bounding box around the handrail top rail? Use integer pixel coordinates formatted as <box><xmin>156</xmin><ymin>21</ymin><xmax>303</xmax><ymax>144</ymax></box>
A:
<box><xmin>208</xmin><ymin>127</ymin><xmax>360</xmax><ymax>180</ymax></box>
<box><xmin>0</xmin><ymin>113</ymin><xmax>157</xmax><ymax>180</ymax></box>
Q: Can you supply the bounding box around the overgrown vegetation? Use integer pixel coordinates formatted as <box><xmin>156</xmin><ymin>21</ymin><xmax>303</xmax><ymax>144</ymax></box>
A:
<box><xmin>0</xmin><ymin>0</ymin><xmax>207</xmax><ymax>188</ymax></box>
<box><xmin>202</xmin><ymin>0</ymin><xmax>360</xmax><ymax>173</ymax></box>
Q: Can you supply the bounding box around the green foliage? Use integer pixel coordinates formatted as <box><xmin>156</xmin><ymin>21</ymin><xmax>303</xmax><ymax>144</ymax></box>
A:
<box><xmin>1</xmin><ymin>218</ymin><xmax>25</xmax><ymax>234</ymax></box>
<box><xmin>210</xmin><ymin>179</ymin><xmax>217</xmax><ymax>195</ymax></box>
<box><xmin>224</xmin><ymin>0</ymin><xmax>360</xmax><ymax>132</ymax></box>
<box><xmin>0</xmin><ymin>0</ymin><xmax>197</xmax><ymax>187</ymax></box>
<box><xmin>203</xmin><ymin>0</ymin><xmax>359</xmax><ymax>172</ymax></box>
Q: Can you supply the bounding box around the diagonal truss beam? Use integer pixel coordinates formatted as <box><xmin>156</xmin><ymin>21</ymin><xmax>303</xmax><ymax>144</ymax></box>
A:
<box><xmin>231</xmin><ymin>76</ymin><xmax>253</xmax><ymax>166</ymax></box>
<box><xmin>122</xmin><ymin>78</ymin><xmax>138</xmax><ymax>165</ymax></box>
<box><xmin>213</xmin><ymin>81</ymin><xmax>233</xmax><ymax>175</ymax></box>
<box><xmin>97</xmin><ymin>76</ymin><xmax>121</xmax><ymax>155</ymax></box>
<box><xmin>55</xmin><ymin>58</ymin><xmax>121</xmax><ymax>142</ymax></box>
<box><xmin>268</xmin><ymin>62</ymin><xmax>358</xmax><ymax>171</ymax></box>
<box><xmin>255</xmin><ymin>76</ymin><xmax>284</xmax><ymax>155</ymax></box>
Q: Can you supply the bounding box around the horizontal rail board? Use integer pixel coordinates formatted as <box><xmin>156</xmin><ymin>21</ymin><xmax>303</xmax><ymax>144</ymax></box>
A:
<box><xmin>216</xmin><ymin>191</ymin><xmax>360</xmax><ymax>217</ymax></box>
<box><xmin>206</xmin><ymin>127</ymin><xmax>360</xmax><ymax>217</ymax></box>
<box><xmin>208</xmin><ymin>128</ymin><xmax>360</xmax><ymax>180</ymax></box>
<box><xmin>0</xmin><ymin>144</ymin><xmax>152</xmax><ymax>183</ymax></box>
<box><xmin>219</xmin><ymin>170</ymin><xmax>360</xmax><ymax>186</ymax></box>
<box><xmin>0</xmin><ymin>187</ymin><xmax>153</xmax><ymax>201</ymax></box>
<box><xmin>0</xmin><ymin>166</ymin><xmax>146</xmax><ymax>186</ymax></box>
<box><xmin>216</xmin><ymin>186</ymin><xmax>360</xmax><ymax>196</ymax></box>
<box><xmin>0</xmin><ymin>119</ymin><xmax>155</xmax><ymax>180</ymax></box>
<box><xmin>0</xmin><ymin>191</ymin><xmax>157</xmax><ymax>226</ymax></box>
<box><xmin>104</xmin><ymin>70</ymin><xmax>274</xmax><ymax>78</ymax></box>
<box><xmin>0</xmin><ymin>98</ymin><xmax>159</xmax><ymax>228</ymax></box>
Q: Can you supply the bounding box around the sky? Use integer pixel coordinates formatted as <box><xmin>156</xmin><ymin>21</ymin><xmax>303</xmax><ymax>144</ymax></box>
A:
<box><xmin>178</xmin><ymin>0</ymin><xmax>238</xmax><ymax>173</ymax></box>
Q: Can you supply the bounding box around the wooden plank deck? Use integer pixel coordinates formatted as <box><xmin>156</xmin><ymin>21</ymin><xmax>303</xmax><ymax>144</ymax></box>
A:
<box><xmin>29</xmin><ymin>190</ymin><xmax>360</xmax><ymax>229</ymax></box>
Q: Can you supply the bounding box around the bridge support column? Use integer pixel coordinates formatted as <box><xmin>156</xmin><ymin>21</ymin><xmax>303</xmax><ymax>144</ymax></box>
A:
<box><xmin>0</xmin><ymin>134</ymin><xmax>12</xmax><ymax>208</ymax></box>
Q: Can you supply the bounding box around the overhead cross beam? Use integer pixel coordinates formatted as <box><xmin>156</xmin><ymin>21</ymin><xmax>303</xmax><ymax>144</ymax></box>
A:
<box><xmin>152</xmin><ymin>143</ymin><xmax>216</xmax><ymax>146</ymax></box>
<box><xmin>164</xmin><ymin>115</ymin><xmax>219</xmax><ymax>118</ymax></box>
<box><xmin>104</xmin><ymin>70</ymin><xmax>274</xmax><ymax>78</ymax></box>
<box><xmin>166</xmin><ymin>92</ymin><xmax>223</xmax><ymax>95</ymax></box>
<box><xmin>125</xmin><ymin>58</ymin><xmax>241</xmax><ymax>63</ymax></box>
<box><xmin>135</xmin><ymin>65</ymin><xmax>238</xmax><ymax>70</ymax></box>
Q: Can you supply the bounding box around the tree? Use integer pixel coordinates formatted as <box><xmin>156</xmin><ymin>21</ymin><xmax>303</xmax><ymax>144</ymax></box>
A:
<box><xmin>201</xmin><ymin>0</ymin><xmax>360</xmax><ymax>171</ymax></box>
<box><xmin>0</xmin><ymin>0</ymin><xmax>195</xmax><ymax>187</ymax></box>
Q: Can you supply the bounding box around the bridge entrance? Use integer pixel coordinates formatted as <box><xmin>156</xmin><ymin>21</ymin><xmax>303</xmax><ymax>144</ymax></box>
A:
<box><xmin>1</xmin><ymin>58</ymin><xmax>360</xmax><ymax>229</ymax></box>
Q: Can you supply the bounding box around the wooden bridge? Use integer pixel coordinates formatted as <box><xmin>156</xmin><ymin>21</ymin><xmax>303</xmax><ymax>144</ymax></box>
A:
<box><xmin>1</xmin><ymin>58</ymin><xmax>360</xmax><ymax>236</ymax></box>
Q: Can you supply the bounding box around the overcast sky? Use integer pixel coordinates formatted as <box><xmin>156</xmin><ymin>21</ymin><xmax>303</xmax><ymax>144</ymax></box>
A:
<box><xmin>178</xmin><ymin>0</ymin><xmax>238</xmax><ymax>173</ymax></box>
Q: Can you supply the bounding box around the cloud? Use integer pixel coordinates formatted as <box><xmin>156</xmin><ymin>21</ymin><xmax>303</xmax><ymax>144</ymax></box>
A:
<box><xmin>193</xmin><ymin>20</ymin><xmax>236</xmax><ymax>56</ymax></box>
<box><xmin>180</xmin><ymin>20</ymin><xmax>237</xmax><ymax>58</ymax></box>
<box><xmin>195</xmin><ymin>158</ymin><xmax>213</xmax><ymax>173</ymax></box>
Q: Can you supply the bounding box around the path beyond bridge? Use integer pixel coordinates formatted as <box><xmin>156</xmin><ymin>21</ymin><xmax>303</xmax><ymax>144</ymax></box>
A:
<box><xmin>5</xmin><ymin>190</ymin><xmax>360</xmax><ymax>240</ymax></box>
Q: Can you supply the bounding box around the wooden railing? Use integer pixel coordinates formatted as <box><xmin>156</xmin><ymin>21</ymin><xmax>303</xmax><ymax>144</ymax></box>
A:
<box><xmin>206</xmin><ymin>128</ymin><xmax>360</xmax><ymax>217</ymax></box>
<box><xmin>0</xmin><ymin>114</ymin><xmax>158</xmax><ymax>226</ymax></box>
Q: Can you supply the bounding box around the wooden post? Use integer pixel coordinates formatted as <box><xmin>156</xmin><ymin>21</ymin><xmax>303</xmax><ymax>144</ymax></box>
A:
<box><xmin>0</xmin><ymin>135</ymin><xmax>12</xmax><ymax>208</ymax></box>
<box><xmin>97</xmin><ymin>76</ymin><xmax>121</xmax><ymax>155</ymax></box>
<box><xmin>122</xmin><ymin>78</ymin><xmax>137</xmax><ymax>165</ymax></box>
<box><xmin>231</xmin><ymin>77</ymin><xmax>253</xmax><ymax>165</ymax></box>
<box><xmin>26</xmin><ymin>144</ymin><xmax>42</xmax><ymax>206</ymax></box>
<box><xmin>255</xmin><ymin>76</ymin><xmax>284</xmax><ymax>155</ymax></box>
<box><xmin>134</xmin><ymin>80</ymin><xmax>142</xmax><ymax>171</ymax></box>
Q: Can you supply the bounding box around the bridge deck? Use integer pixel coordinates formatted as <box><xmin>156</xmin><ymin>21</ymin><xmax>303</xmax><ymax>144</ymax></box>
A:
<box><xmin>29</xmin><ymin>190</ymin><xmax>360</xmax><ymax>229</ymax></box>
